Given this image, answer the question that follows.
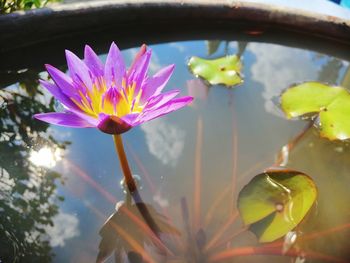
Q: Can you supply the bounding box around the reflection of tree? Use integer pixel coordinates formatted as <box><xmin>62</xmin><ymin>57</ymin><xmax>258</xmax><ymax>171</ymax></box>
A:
<box><xmin>317</xmin><ymin>57</ymin><xmax>343</xmax><ymax>84</ymax></box>
<box><xmin>205</xmin><ymin>40</ymin><xmax>247</xmax><ymax>58</ymax></box>
<box><xmin>0</xmin><ymin>72</ymin><xmax>67</xmax><ymax>262</ymax></box>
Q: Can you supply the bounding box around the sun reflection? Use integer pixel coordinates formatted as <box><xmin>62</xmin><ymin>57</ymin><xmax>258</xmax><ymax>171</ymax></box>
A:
<box><xmin>29</xmin><ymin>147</ymin><xmax>62</xmax><ymax>168</ymax></box>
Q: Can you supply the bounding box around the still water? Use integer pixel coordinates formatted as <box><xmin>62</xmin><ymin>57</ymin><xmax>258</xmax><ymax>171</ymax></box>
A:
<box><xmin>1</xmin><ymin>40</ymin><xmax>350</xmax><ymax>263</ymax></box>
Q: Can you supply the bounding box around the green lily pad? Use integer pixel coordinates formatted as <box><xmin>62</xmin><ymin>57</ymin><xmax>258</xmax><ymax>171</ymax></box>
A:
<box><xmin>238</xmin><ymin>169</ymin><xmax>317</xmax><ymax>243</ymax></box>
<box><xmin>188</xmin><ymin>55</ymin><xmax>243</xmax><ymax>87</ymax></box>
<box><xmin>281</xmin><ymin>82</ymin><xmax>350</xmax><ymax>140</ymax></box>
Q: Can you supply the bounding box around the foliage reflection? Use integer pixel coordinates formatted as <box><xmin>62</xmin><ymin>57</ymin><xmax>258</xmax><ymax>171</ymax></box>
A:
<box><xmin>0</xmin><ymin>69</ymin><xmax>67</xmax><ymax>262</ymax></box>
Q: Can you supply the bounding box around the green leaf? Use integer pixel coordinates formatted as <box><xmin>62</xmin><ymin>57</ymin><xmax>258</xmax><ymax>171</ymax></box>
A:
<box><xmin>24</xmin><ymin>1</ymin><xmax>34</xmax><ymax>9</ymax></box>
<box><xmin>238</xmin><ymin>169</ymin><xmax>317</xmax><ymax>243</ymax></box>
<box><xmin>33</xmin><ymin>0</ymin><xmax>42</xmax><ymax>8</ymax></box>
<box><xmin>281</xmin><ymin>82</ymin><xmax>350</xmax><ymax>140</ymax></box>
<box><xmin>188</xmin><ymin>55</ymin><xmax>243</xmax><ymax>87</ymax></box>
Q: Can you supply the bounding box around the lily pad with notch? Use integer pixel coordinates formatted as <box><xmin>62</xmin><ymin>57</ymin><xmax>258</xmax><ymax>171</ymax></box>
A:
<box><xmin>237</xmin><ymin>169</ymin><xmax>317</xmax><ymax>243</ymax></box>
<box><xmin>281</xmin><ymin>81</ymin><xmax>350</xmax><ymax>140</ymax></box>
<box><xmin>188</xmin><ymin>55</ymin><xmax>243</xmax><ymax>87</ymax></box>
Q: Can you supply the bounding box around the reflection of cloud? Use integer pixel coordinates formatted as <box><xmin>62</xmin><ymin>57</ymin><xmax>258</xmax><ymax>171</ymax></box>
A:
<box><xmin>141</xmin><ymin>119</ymin><xmax>185</xmax><ymax>167</ymax></box>
<box><xmin>45</xmin><ymin>212</ymin><xmax>80</xmax><ymax>247</ymax></box>
<box><xmin>229</xmin><ymin>42</ymin><xmax>236</xmax><ymax>49</ymax></box>
<box><xmin>249</xmin><ymin>43</ymin><xmax>318</xmax><ymax>117</ymax></box>
<box><xmin>23</xmin><ymin>189</ymin><xmax>37</xmax><ymax>202</ymax></box>
<box><xmin>47</xmin><ymin>127</ymin><xmax>72</xmax><ymax>140</ymax></box>
<box><xmin>169</xmin><ymin>43</ymin><xmax>186</xmax><ymax>53</ymax></box>
<box><xmin>0</xmin><ymin>168</ymin><xmax>15</xmax><ymax>196</ymax></box>
<box><xmin>148</xmin><ymin>52</ymin><xmax>162</xmax><ymax>73</ymax></box>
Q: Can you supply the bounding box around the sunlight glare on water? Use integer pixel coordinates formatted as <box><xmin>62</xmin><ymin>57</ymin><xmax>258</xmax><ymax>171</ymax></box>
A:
<box><xmin>29</xmin><ymin>147</ymin><xmax>62</xmax><ymax>168</ymax></box>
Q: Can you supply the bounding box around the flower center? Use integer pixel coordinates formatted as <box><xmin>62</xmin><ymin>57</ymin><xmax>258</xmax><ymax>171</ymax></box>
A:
<box><xmin>71</xmin><ymin>77</ymin><xmax>144</xmax><ymax>118</ymax></box>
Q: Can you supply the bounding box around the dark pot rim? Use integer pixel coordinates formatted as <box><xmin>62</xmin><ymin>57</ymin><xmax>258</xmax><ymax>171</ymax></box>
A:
<box><xmin>1</xmin><ymin>0</ymin><xmax>350</xmax><ymax>70</ymax></box>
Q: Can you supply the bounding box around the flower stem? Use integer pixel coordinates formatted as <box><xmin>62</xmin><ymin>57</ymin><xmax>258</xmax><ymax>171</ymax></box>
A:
<box><xmin>113</xmin><ymin>134</ymin><xmax>137</xmax><ymax>193</ymax></box>
<box><xmin>113</xmin><ymin>134</ymin><xmax>162</xmax><ymax>238</ymax></box>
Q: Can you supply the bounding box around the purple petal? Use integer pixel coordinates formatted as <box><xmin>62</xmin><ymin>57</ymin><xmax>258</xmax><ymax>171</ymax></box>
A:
<box><xmin>120</xmin><ymin>113</ymin><xmax>139</xmax><ymax>125</ymax></box>
<box><xmin>140</xmin><ymin>64</ymin><xmax>175</xmax><ymax>104</ymax></box>
<box><xmin>144</xmin><ymin>90</ymin><xmax>180</xmax><ymax>110</ymax></box>
<box><xmin>135</xmin><ymin>96</ymin><xmax>193</xmax><ymax>125</ymax></box>
<box><xmin>68</xmin><ymin>107</ymin><xmax>99</xmax><ymax>126</ymax></box>
<box><xmin>39</xmin><ymin>80</ymin><xmax>79</xmax><ymax>111</ymax></box>
<box><xmin>97</xmin><ymin>113</ymin><xmax>132</xmax><ymax>134</ymax></box>
<box><xmin>45</xmin><ymin>64</ymin><xmax>78</xmax><ymax>99</ymax></box>
<box><xmin>84</xmin><ymin>45</ymin><xmax>104</xmax><ymax>77</ymax></box>
<box><xmin>130</xmin><ymin>50</ymin><xmax>152</xmax><ymax>93</ymax></box>
<box><xmin>104</xmin><ymin>42</ymin><xmax>125</xmax><ymax>88</ymax></box>
<box><xmin>65</xmin><ymin>50</ymin><xmax>93</xmax><ymax>90</ymax></box>
<box><xmin>127</xmin><ymin>44</ymin><xmax>147</xmax><ymax>77</ymax></box>
<box><xmin>34</xmin><ymin>112</ymin><xmax>95</xmax><ymax>128</ymax></box>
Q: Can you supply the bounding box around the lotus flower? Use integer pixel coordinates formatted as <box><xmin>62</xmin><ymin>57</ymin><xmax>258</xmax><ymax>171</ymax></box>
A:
<box><xmin>34</xmin><ymin>43</ymin><xmax>193</xmax><ymax>134</ymax></box>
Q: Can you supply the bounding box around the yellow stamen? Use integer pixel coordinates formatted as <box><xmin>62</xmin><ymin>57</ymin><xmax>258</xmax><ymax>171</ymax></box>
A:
<box><xmin>70</xmin><ymin>77</ymin><xmax>145</xmax><ymax>119</ymax></box>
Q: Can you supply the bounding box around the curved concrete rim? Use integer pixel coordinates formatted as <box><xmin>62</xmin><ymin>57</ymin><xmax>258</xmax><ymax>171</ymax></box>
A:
<box><xmin>1</xmin><ymin>0</ymin><xmax>350</xmax><ymax>69</ymax></box>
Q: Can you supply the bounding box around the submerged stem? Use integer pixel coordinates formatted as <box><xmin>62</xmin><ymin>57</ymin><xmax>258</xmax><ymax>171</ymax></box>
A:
<box><xmin>113</xmin><ymin>134</ymin><xmax>137</xmax><ymax>193</ymax></box>
<box><xmin>112</xmin><ymin>134</ymin><xmax>163</xmax><ymax>241</ymax></box>
<box><xmin>193</xmin><ymin>116</ymin><xmax>203</xmax><ymax>230</ymax></box>
<box><xmin>273</xmin><ymin>121</ymin><xmax>314</xmax><ymax>167</ymax></box>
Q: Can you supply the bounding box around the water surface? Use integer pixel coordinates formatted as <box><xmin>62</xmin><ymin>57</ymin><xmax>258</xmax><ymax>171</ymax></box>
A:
<box><xmin>1</xmin><ymin>40</ymin><xmax>350</xmax><ymax>263</ymax></box>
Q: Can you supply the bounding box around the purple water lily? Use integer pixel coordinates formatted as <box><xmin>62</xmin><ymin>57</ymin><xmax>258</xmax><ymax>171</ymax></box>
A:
<box><xmin>34</xmin><ymin>43</ymin><xmax>193</xmax><ymax>134</ymax></box>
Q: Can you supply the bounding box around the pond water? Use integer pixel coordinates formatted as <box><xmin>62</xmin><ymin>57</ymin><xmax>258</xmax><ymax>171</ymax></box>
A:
<box><xmin>1</xmin><ymin>40</ymin><xmax>350</xmax><ymax>263</ymax></box>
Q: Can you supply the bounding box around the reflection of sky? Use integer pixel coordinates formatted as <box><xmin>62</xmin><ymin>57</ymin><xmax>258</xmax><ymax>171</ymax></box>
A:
<box><xmin>141</xmin><ymin>118</ymin><xmax>185</xmax><ymax>167</ymax></box>
<box><xmin>24</xmin><ymin>40</ymin><xmax>349</xmax><ymax>262</ymax></box>
<box><xmin>45</xmin><ymin>211</ymin><xmax>80</xmax><ymax>247</ymax></box>
<box><xmin>248</xmin><ymin>43</ymin><xmax>319</xmax><ymax>117</ymax></box>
